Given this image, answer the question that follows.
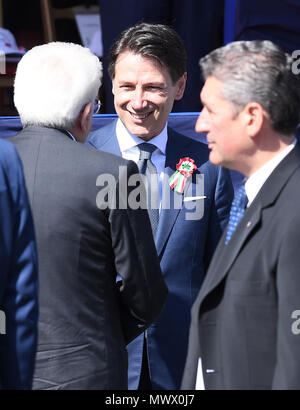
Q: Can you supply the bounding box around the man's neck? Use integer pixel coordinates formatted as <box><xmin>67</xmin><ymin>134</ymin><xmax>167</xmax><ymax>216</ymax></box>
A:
<box><xmin>245</xmin><ymin>133</ymin><xmax>296</xmax><ymax>178</ymax></box>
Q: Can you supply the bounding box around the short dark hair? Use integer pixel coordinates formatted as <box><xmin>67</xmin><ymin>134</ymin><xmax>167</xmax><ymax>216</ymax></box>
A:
<box><xmin>200</xmin><ymin>40</ymin><xmax>300</xmax><ymax>136</ymax></box>
<box><xmin>108</xmin><ymin>23</ymin><xmax>187</xmax><ymax>84</ymax></box>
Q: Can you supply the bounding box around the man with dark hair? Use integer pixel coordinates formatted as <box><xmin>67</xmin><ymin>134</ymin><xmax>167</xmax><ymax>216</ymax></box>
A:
<box><xmin>0</xmin><ymin>138</ymin><xmax>38</xmax><ymax>390</ymax></box>
<box><xmin>182</xmin><ymin>40</ymin><xmax>300</xmax><ymax>390</ymax></box>
<box><xmin>88</xmin><ymin>23</ymin><xmax>233</xmax><ymax>390</ymax></box>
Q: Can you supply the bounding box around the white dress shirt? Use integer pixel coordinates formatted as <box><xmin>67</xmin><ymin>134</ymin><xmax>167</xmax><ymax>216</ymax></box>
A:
<box><xmin>65</xmin><ymin>130</ymin><xmax>77</xmax><ymax>141</ymax></box>
<box><xmin>245</xmin><ymin>139</ymin><xmax>297</xmax><ymax>206</ymax></box>
<box><xmin>116</xmin><ymin>119</ymin><xmax>167</xmax><ymax>205</ymax></box>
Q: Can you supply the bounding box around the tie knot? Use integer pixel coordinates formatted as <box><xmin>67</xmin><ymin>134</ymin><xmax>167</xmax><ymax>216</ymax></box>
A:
<box><xmin>138</xmin><ymin>142</ymin><xmax>157</xmax><ymax>160</ymax></box>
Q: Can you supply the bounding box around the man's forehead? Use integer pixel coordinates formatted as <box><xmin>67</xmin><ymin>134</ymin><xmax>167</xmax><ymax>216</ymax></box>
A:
<box><xmin>201</xmin><ymin>76</ymin><xmax>224</xmax><ymax>102</ymax></box>
<box><xmin>115</xmin><ymin>50</ymin><xmax>162</xmax><ymax>68</ymax></box>
<box><xmin>114</xmin><ymin>51</ymin><xmax>171</xmax><ymax>84</ymax></box>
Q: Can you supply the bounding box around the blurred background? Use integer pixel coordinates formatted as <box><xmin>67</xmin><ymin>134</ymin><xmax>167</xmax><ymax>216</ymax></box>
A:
<box><xmin>0</xmin><ymin>0</ymin><xmax>230</xmax><ymax>116</ymax></box>
<box><xmin>1</xmin><ymin>0</ymin><xmax>298</xmax><ymax>117</ymax></box>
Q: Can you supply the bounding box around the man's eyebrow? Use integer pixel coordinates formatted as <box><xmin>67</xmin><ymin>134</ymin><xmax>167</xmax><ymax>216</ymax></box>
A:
<box><xmin>117</xmin><ymin>80</ymin><xmax>133</xmax><ymax>84</ymax></box>
<box><xmin>200</xmin><ymin>93</ymin><xmax>207</xmax><ymax>106</ymax></box>
<box><xmin>200</xmin><ymin>92</ymin><xmax>213</xmax><ymax>110</ymax></box>
<box><xmin>117</xmin><ymin>80</ymin><xmax>166</xmax><ymax>87</ymax></box>
<box><xmin>146</xmin><ymin>82</ymin><xmax>165</xmax><ymax>87</ymax></box>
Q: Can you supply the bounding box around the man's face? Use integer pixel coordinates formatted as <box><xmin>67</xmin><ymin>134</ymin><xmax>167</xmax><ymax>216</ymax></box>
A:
<box><xmin>196</xmin><ymin>76</ymin><xmax>248</xmax><ymax>171</ymax></box>
<box><xmin>112</xmin><ymin>51</ymin><xmax>186</xmax><ymax>140</ymax></box>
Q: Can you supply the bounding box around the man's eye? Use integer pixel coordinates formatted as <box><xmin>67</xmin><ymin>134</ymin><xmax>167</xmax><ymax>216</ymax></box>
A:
<box><xmin>120</xmin><ymin>85</ymin><xmax>133</xmax><ymax>89</ymax></box>
<box><xmin>147</xmin><ymin>86</ymin><xmax>163</xmax><ymax>91</ymax></box>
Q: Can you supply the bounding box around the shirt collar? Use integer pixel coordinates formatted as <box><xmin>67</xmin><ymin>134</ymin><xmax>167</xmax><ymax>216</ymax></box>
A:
<box><xmin>245</xmin><ymin>139</ymin><xmax>297</xmax><ymax>206</ymax></box>
<box><xmin>65</xmin><ymin>130</ymin><xmax>77</xmax><ymax>142</ymax></box>
<box><xmin>116</xmin><ymin>118</ymin><xmax>167</xmax><ymax>155</ymax></box>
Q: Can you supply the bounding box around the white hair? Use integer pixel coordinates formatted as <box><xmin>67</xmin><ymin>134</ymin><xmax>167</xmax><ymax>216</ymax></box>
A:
<box><xmin>14</xmin><ymin>42</ymin><xmax>102</xmax><ymax>129</ymax></box>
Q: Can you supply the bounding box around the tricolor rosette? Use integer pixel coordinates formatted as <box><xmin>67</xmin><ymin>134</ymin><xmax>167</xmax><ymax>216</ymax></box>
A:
<box><xmin>169</xmin><ymin>157</ymin><xmax>197</xmax><ymax>193</ymax></box>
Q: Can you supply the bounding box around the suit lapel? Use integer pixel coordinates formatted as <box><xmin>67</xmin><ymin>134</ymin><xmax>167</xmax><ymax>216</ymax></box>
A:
<box><xmin>198</xmin><ymin>143</ymin><xmax>300</xmax><ymax>304</ymax></box>
<box><xmin>155</xmin><ymin>128</ymin><xmax>193</xmax><ymax>256</ymax></box>
<box><xmin>155</xmin><ymin>165</ymin><xmax>183</xmax><ymax>256</ymax></box>
<box><xmin>199</xmin><ymin>204</ymin><xmax>262</xmax><ymax>300</ymax></box>
<box><xmin>93</xmin><ymin>120</ymin><xmax>122</xmax><ymax>156</ymax></box>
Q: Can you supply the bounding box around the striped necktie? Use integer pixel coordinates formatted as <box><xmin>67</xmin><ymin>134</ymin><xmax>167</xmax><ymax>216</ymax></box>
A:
<box><xmin>137</xmin><ymin>142</ymin><xmax>159</xmax><ymax>236</ymax></box>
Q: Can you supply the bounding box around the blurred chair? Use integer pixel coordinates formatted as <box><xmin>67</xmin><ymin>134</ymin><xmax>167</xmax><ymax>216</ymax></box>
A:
<box><xmin>40</xmin><ymin>0</ymin><xmax>99</xmax><ymax>43</ymax></box>
<box><xmin>40</xmin><ymin>0</ymin><xmax>103</xmax><ymax>111</ymax></box>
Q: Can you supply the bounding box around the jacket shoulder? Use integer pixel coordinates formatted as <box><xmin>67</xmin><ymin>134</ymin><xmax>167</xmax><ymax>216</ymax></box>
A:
<box><xmin>0</xmin><ymin>138</ymin><xmax>22</xmax><ymax>179</ymax></box>
<box><xmin>0</xmin><ymin>138</ymin><xmax>19</xmax><ymax>160</ymax></box>
<box><xmin>87</xmin><ymin>120</ymin><xmax>117</xmax><ymax>149</ymax></box>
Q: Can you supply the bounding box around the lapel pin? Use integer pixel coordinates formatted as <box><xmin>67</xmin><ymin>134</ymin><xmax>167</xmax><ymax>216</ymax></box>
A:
<box><xmin>169</xmin><ymin>157</ymin><xmax>197</xmax><ymax>193</ymax></box>
<box><xmin>246</xmin><ymin>221</ymin><xmax>252</xmax><ymax>228</ymax></box>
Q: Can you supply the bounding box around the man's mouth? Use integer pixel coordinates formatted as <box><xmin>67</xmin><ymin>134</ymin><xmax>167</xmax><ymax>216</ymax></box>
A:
<box><xmin>129</xmin><ymin>111</ymin><xmax>152</xmax><ymax>120</ymax></box>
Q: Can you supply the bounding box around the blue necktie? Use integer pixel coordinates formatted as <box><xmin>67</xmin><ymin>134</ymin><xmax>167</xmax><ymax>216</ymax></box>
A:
<box><xmin>137</xmin><ymin>143</ymin><xmax>159</xmax><ymax>236</ymax></box>
<box><xmin>225</xmin><ymin>184</ymin><xmax>248</xmax><ymax>245</ymax></box>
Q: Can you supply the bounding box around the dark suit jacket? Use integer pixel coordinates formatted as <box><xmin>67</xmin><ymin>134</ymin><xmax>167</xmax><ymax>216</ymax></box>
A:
<box><xmin>0</xmin><ymin>139</ymin><xmax>38</xmax><ymax>390</ymax></box>
<box><xmin>87</xmin><ymin>121</ymin><xmax>233</xmax><ymax>389</ymax></box>
<box><xmin>9</xmin><ymin>126</ymin><xmax>167</xmax><ymax>390</ymax></box>
<box><xmin>182</xmin><ymin>142</ymin><xmax>300</xmax><ymax>390</ymax></box>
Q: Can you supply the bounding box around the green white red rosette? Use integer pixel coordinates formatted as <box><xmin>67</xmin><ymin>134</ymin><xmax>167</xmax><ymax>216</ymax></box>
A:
<box><xmin>169</xmin><ymin>157</ymin><xmax>197</xmax><ymax>193</ymax></box>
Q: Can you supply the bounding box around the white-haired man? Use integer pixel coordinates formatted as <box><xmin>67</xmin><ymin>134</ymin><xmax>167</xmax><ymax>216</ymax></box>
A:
<box><xmin>9</xmin><ymin>42</ymin><xmax>167</xmax><ymax>390</ymax></box>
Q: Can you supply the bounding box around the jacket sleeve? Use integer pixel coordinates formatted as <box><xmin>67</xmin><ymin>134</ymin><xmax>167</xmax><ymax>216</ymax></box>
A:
<box><xmin>0</xmin><ymin>143</ymin><xmax>38</xmax><ymax>390</ymax></box>
<box><xmin>108</xmin><ymin>160</ymin><xmax>168</xmax><ymax>344</ymax></box>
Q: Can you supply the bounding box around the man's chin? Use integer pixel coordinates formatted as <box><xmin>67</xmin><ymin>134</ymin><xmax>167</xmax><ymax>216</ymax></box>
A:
<box><xmin>127</xmin><ymin>125</ymin><xmax>155</xmax><ymax>141</ymax></box>
<box><xmin>209</xmin><ymin>151</ymin><xmax>223</xmax><ymax>166</ymax></box>
<box><xmin>138</xmin><ymin>134</ymin><xmax>155</xmax><ymax>141</ymax></box>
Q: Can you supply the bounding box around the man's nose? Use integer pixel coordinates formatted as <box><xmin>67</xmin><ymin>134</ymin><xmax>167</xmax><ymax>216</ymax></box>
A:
<box><xmin>131</xmin><ymin>88</ymin><xmax>147</xmax><ymax>110</ymax></box>
<box><xmin>195</xmin><ymin>108</ymin><xmax>210</xmax><ymax>133</ymax></box>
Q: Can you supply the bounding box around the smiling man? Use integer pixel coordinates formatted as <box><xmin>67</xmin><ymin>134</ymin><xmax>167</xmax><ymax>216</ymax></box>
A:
<box><xmin>88</xmin><ymin>23</ymin><xmax>233</xmax><ymax>390</ymax></box>
<box><xmin>112</xmin><ymin>50</ymin><xmax>186</xmax><ymax>139</ymax></box>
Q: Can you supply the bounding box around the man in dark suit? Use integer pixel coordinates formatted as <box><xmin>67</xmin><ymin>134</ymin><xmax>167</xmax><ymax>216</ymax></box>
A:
<box><xmin>9</xmin><ymin>41</ymin><xmax>167</xmax><ymax>390</ymax></box>
<box><xmin>87</xmin><ymin>23</ymin><xmax>233</xmax><ymax>390</ymax></box>
<box><xmin>0</xmin><ymin>139</ymin><xmax>38</xmax><ymax>389</ymax></box>
<box><xmin>182</xmin><ymin>40</ymin><xmax>300</xmax><ymax>390</ymax></box>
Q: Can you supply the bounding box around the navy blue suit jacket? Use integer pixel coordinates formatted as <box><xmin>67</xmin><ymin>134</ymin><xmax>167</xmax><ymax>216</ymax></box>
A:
<box><xmin>88</xmin><ymin>121</ymin><xmax>233</xmax><ymax>389</ymax></box>
<box><xmin>0</xmin><ymin>139</ymin><xmax>38</xmax><ymax>389</ymax></box>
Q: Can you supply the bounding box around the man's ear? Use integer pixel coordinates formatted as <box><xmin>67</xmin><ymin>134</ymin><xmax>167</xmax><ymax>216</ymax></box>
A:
<box><xmin>80</xmin><ymin>102</ymin><xmax>92</xmax><ymax>133</ymax></box>
<box><xmin>174</xmin><ymin>72</ymin><xmax>187</xmax><ymax>100</ymax></box>
<box><xmin>242</xmin><ymin>102</ymin><xmax>265</xmax><ymax>138</ymax></box>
